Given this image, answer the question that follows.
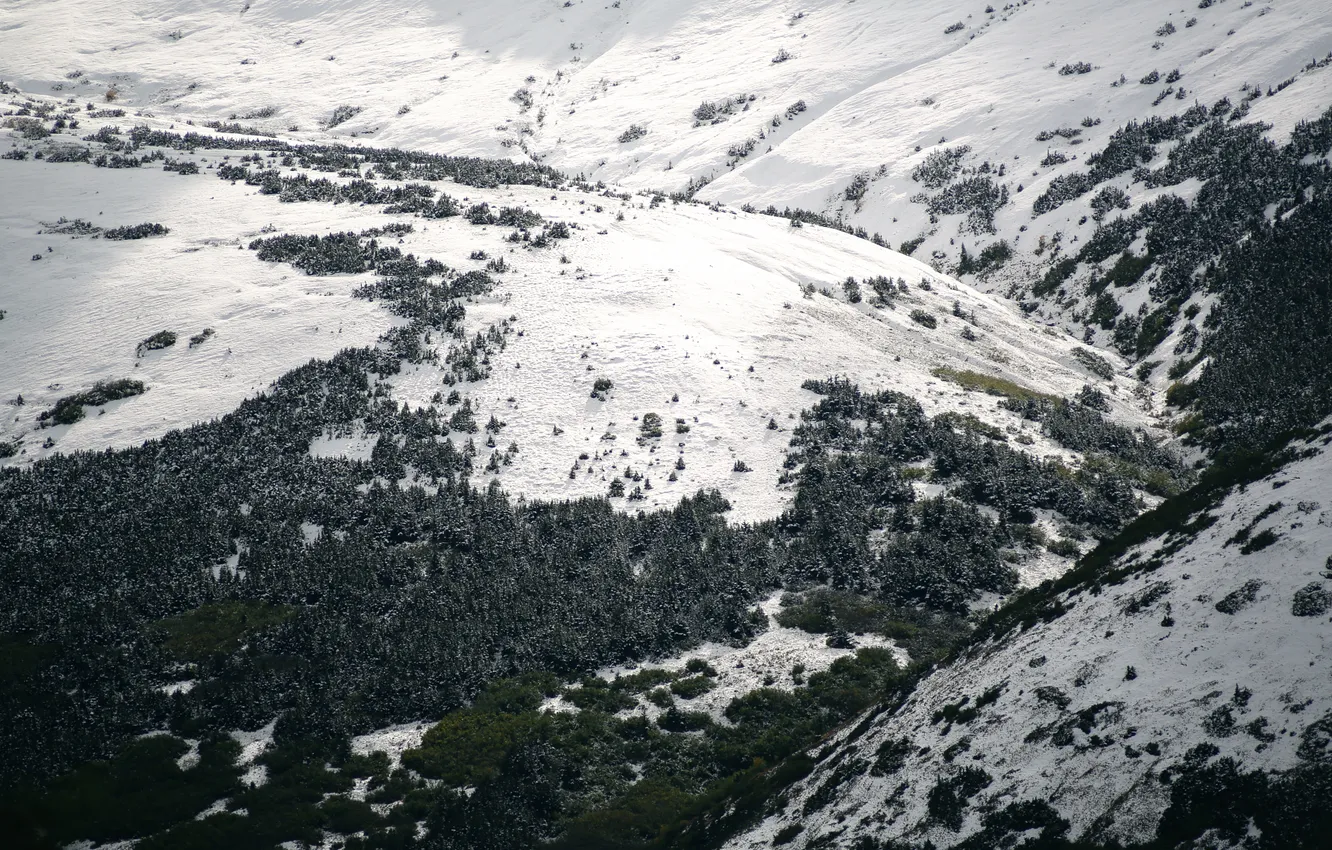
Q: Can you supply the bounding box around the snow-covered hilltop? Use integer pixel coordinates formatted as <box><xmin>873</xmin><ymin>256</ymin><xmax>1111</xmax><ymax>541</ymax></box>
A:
<box><xmin>6</xmin><ymin>0</ymin><xmax>1328</xmax><ymax>208</ymax></box>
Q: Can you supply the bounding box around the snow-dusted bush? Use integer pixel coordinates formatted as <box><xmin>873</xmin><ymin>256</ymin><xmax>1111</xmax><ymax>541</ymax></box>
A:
<box><xmin>617</xmin><ymin>123</ymin><xmax>647</xmax><ymax>143</ymax></box>
<box><xmin>1073</xmin><ymin>347</ymin><xmax>1115</xmax><ymax>379</ymax></box>
<box><xmin>910</xmin><ymin>309</ymin><xmax>938</xmax><ymax>329</ymax></box>
<box><xmin>842</xmin><ymin>277</ymin><xmax>863</xmax><ymax>303</ymax></box>
<box><xmin>136</xmin><ymin>330</ymin><xmax>177</xmax><ymax>355</ymax></box>
<box><xmin>4</xmin><ymin>116</ymin><xmax>50</xmax><ymax>139</ymax></box>
<box><xmin>1291</xmin><ymin>583</ymin><xmax>1331</xmax><ymax>617</ymax></box>
<box><xmin>911</xmin><ymin>145</ymin><xmax>970</xmax><ymax>189</ymax></box>
<box><xmin>1035</xmin><ymin>127</ymin><xmax>1082</xmax><ymax>142</ymax></box>
<box><xmin>325</xmin><ymin>104</ymin><xmax>362</xmax><ymax>128</ymax></box>
<box><xmin>692</xmin><ymin>93</ymin><xmax>755</xmax><ymax>124</ymax></box>
<box><xmin>919</xmin><ymin>176</ymin><xmax>1009</xmax><ymax>233</ymax></box>
<box><xmin>103</xmin><ymin>222</ymin><xmax>169</xmax><ymax>240</ymax></box>
<box><xmin>1090</xmin><ymin>186</ymin><xmax>1131</xmax><ymax>221</ymax></box>
<box><xmin>39</xmin><ymin>379</ymin><xmax>147</xmax><ymax>426</ymax></box>
<box><xmin>1215</xmin><ymin>579</ymin><xmax>1264</xmax><ymax>614</ymax></box>
<box><xmin>727</xmin><ymin>137</ymin><xmax>758</xmax><ymax>160</ymax></box>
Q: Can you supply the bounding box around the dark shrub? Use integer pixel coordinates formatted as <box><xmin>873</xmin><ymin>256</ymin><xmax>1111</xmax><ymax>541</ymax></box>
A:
<box><xmin>39</xmin><ymin>379</ymin><xmax>147</xmax><ymax>426</ymax></box>
<box><xmin>137</xmin><ymin>330</ymin><xmax>177</xmax><ymax>355</ymax></box>
<box><xmin>910</xmin><ymin>309</ymin><xmax>938</xmax><ymax>329</ymax></box>
<box><xmin>1215</xmin><ymin>579</ymin><xmax>1263</xmax><ymax>614</ymax></box>
<box><xmin>1291</xmin><ymin>583</ymin><xmax>1331</xmax><ymax>617</ymax></box>
<box><xmin>103</xmin><ymin>223</ymin><xmax>169</xmax><ymax>240</ymax></box>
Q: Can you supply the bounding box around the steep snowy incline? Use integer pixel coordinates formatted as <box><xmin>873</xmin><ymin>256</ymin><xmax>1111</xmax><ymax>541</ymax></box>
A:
<box><xmin>6</xmin><ymin>0</ymin><xmax>1327</xmax><ymax>210</ymax></box>
<box><xmin>723</xmin><ymin>426</ymin><xmax>1332</xmax><ymax>848</ymax></box>
<box><xmin>706</xmin><ymin>0</ymin><xmax>1332</xmax><ymax>220</ymax></box>
<box><xmin>6</xmin><ymin>0</ymin><xmax>1329</xmax><ymax>404</ymax></box>
<box><xmin>0</xmin><ymin>0</ymin><xmax>972</xmax><ymax>177</ymax></box>
<box><xmin>389</xmin><ymin>185</ymin><xmax>1151</xmax><ymax>523</ymax></box>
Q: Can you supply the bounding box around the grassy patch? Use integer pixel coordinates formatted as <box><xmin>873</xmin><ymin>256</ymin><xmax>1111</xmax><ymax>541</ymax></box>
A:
<box><xmin>156</xmin><ymin>600</ymin><xmax>295</xmax><ymax>663</ymax></box>
<box><xmin>776</xmin><ymin>588</ymin><xmax>914</xmax><ymax>638</ymax></box>
<box><xmin>670</xmin><ymin>676</ymin><xmax>717</xmax><ymax>700</ymax></box>
<box><xmin>22</xmin><ymin>734</ymin><xmax>242</xmax><ymax>846</ymax></box>
<box><xmin>612</xmin><ymin>667</ymin><xmax>679</xmax><ymax>693</ymax></box>
<box><xmin>934</xmin><ymin>410</ymin><xmax>1007</xmax><ymax>442</ymax></box>
<box><xmin>402</xmin><ymin>710</ymin><xmax>541</xmax><ymax>785</ymax></box>
<box><xmin>564</xmin><ymin>680</ymin><xmax>638</xmax><ymax>712</ymax></box>
<box><xmin>932</xmin><ymin>367</ymin><xmax>1055</xmax><ymax>403</ymax></box>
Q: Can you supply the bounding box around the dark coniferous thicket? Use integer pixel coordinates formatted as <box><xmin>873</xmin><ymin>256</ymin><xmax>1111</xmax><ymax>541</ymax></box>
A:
<box><xmin>0</xmin><ymin>205</ymin><xmax>1170</xmax><ymax>846</ymax></box>
<box><xmin>1029</xmin><ymin>106</ymin><xmax>1332</xmax><ymax>391</ymax></box>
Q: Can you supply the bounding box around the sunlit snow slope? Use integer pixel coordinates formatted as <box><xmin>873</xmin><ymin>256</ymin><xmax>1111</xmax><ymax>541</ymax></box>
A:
<box><xmin>5</xmin><ymin>0</ymin><xmax>1330</xmax><ymax>412</ymax></box>
<box><xmin>5</xmin><ymin>0</ymin><xmax>1329</xmax><ymax>217</ymax></box>
<box><xmin>0</xmin><ymin>99</ymin><xmax>1144</xmax><ymax>522</ymax></box>
<box><xmin>726</xmin><ymin>428</ymin><xmax>1332</xmax><ymax>848</ymax></box>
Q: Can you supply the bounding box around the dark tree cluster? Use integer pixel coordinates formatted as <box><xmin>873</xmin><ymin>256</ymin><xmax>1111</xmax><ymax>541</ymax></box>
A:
<box><xmin>2</xmin><ymin>198</ymin><xmax>1170</xmax><ymax>843</ymax></box>
<box><xmin>776</xmin><ymin>378</ymin><xmax>1156</xmax><ymax>612</ymax></box>
<box><xmin>907</xmin><ymin>146</ymin><xmax>1009</xmax><ymax>232</ymax></box>
<box><xmin>914</xmin><ymin>176</ymin><xmax>1009</xmax><ymax>233</ymax></box>
<box><xmin>1029</xmin><ymin>105</ymin><xmax>1332</xmax><ymax>414</ymax></box>
<box><xmin>1032</xmin><ymin>105</ymin><xmax>1214</xmax><ymax>216</ymax></box>
<box><xmin>37</xmin><ymin>378</ymin><xmax>147</xmax><ymax>426</ymax></box>
<box><xmin>102</xmin><ymin>222</ymin><xmax>169</xmax><ymax>240</ymax></box>
<box><xmin>749</xmin><ymin>203</ymin><xmax>889</xmax><ymax>248</ymax></box>
<box><xmin>998</xmin><ymin>394</ymin><xmax>1185</xmax><ymax>494</ymax></box>
<box><xmin>119</xmin><ymin>125</ymin><xmax>561</xmax><ymax>187</ymax></box>
<box><xmin>911</xmin><ymin>146</ymin><xmax>972</xmax><ymax>189</ymax></box>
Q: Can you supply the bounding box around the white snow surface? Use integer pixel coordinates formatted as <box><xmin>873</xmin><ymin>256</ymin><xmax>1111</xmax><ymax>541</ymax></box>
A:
<box><xmin>4</xmin><ymin>0</ymin><xmax>1330</xmax><ymax>412</ymax></box>
<box><xmin>4</xmin><ymin>0</ymin><xmax>1329</xmax><ymax>207</ymax></box>
<box><xmin>2</xmin><ymin>6</ymin><xmax>1328</xmax><ymax>843</ymax></box>
<box><xmin>725</xmin><ymin>429</ymin><xmax>1332</xmax><ymax>849</ymax></box>
<box><xmin>231</xmin><ymin>719</ymin><xmax>275</xmax><ymax>788</ymax></box>
<box><xmin>350</xmin><ymin>720</ymin><xmax>432</xmax><ymax>770</ymax></box>
<box><xmin>1</xmin><ymin>99</ymin><xmax>1150</xmax><ymax>520</ymax></box>
<box><xmin>547</xmin><ymin>592</ymin><xmax>909</xmax><ymax>722</ymax></box>
<box><xmin>0</xmin><ymin>149</ymin><xmax>386</xmax><ymax>460</ymax></box>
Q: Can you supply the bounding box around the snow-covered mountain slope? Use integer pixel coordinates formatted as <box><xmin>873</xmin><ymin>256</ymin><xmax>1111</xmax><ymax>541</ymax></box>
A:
<box><xmin>4</xmin><ymin>0</ymin><xmax>1326</xmax><ymax>208</ymax></box>
<box><xmin>0</xmin><ymin>98</ymin><xmax>1151</xmax><ymax>522</ymax></box>
<box><xmin>0</xmin><ymin>152</ymin><xmax>388</xmax><ymax>457</ymax></box>
<box><xmin>4</xmin><ymin>0</ymin><xmax>1329</xmax><ymax>401</ymax></box>
<box><xmin>724</xmin><ymin>427</ymin><xmax>1332</xmax><ymax>849</ymax></box>
<box><xmin>2</xmin><ymin>6</ymin><xmax>1329</xmax><ymax>847</ymax></box>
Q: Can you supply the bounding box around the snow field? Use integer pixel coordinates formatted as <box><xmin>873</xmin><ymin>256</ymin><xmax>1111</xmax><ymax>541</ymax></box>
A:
<box><xmin>0</xmin><ymin>147</ymin><xmax>387</xmax><ymax>460</ymax></box>
<box><xmin>2</xmin><ymin>101</ymin><xmax>1156</xmax><ymax>522</ymax></box>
